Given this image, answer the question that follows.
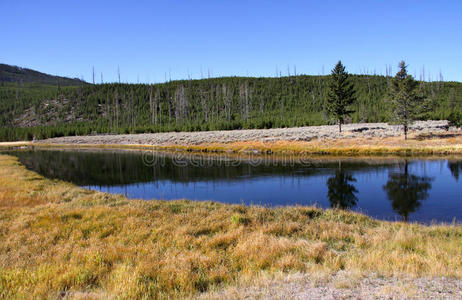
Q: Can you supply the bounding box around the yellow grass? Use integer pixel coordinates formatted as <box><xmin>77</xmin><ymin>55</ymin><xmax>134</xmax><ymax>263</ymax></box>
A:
<box><xmin>0</xmin><ymin>154</ymin><xmax>461</xmax><ymax>299</ymax></box>
<box><xmin>0</xmin><ymin>141</ymin><xmax>32</xmax><ymax>148</ymax></box>
<box><xmin>2</xmin><ymin>131</ymin><xmax>461</xmax><ymax>155</ymax></box>
<box><xmin>175</xmin><ymin>132</ymin><xmax>462</xmax><ymax>155</ymax></box>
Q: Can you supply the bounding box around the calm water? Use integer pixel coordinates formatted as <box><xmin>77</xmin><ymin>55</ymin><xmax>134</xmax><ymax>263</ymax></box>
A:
<box><xmin>6</xmin><ymin>149</ymin><xmax>462</xmax><ymax>223</ymax></box>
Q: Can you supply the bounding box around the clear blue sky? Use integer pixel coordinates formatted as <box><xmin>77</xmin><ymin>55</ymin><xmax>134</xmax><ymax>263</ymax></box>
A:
<box><xmin>1</xmin><ymin>0</ymin><xmax>461</xmax><ymax>83</ymax></box>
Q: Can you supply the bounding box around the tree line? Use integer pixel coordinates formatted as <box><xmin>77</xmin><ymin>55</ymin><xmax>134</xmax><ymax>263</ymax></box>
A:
<box><xmin>0</xmin><ymin>63</ymin><xmax>461</xmax><ymax>141</ymax></box>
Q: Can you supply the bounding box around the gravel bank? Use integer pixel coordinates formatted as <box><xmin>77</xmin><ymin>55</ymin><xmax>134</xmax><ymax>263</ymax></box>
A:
<box><xmin>37</xmin><ymin>121</ymin><xmax>452</xmax><ymax>146</ymax></box>
<box><xmin>200</xmin><ymin>272</ymin><xmax>462</xmax><ymax>299</ymax></box>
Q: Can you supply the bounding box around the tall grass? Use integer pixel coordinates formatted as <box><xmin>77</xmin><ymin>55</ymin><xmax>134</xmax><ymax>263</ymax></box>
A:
<box><xmin>0</xmin><ymin>155</ymin><xmax>461</xmax><ymax>299</ymax></box>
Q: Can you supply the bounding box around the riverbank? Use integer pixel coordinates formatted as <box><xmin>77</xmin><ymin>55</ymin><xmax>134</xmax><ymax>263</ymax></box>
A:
<box><xmin>2</xmin><ymin>120</ymin><xmax>459</xmax><ymax>156</ymax></box>
<box><xmin>0</xmin><ymin>154</ymin><xmax>461</xmax><ymax>299</ymax></box>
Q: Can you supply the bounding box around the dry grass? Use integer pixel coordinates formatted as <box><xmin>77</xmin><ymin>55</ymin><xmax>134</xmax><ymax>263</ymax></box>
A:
<box><xmin>184</xmin><ymin>132</ymin><xmax>462</xmax><ymax>155</ymax></box>
<box><xmin>0</xmin><ymin>155</ymin><xmax>461</xmax><ymax>299</ymax></box>
<box><xmin>12</xmin><ymin>131</ymin><xmax>462</xmax><ymax>156</ymax></box>
<box><xmin>0</xmin><ymin>141</ymin><xmax>32</xmax><ymax>148</ymax></box>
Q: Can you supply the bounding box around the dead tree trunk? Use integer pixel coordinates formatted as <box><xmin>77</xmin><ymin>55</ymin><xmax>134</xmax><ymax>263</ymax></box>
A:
<box><xmin>149</xmin><ymin>85</ymin><xmax>153</xmax><ymax>125</ymax></box>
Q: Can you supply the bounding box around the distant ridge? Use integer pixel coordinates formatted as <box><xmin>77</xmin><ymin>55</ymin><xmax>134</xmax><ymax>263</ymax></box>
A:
<box><xmin>0</xmin><ymin>63</ymin><xmax>86</xmax><ymax>86</ymax></box>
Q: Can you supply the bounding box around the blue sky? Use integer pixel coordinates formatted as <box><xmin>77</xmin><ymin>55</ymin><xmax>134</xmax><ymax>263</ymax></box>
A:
<box><xmin>1</xmin><ymin>0</ymin><xmax>461</xmax><ymax>83</ymax></box>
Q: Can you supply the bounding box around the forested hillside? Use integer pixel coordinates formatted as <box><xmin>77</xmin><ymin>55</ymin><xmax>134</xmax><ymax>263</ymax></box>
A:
<box><xmin>0</xmin><ymin>64</ymin><xmax>461</xmax><ymax>141</ymax></box>
<box><xmin>0</xmin><ymin>64</ymin><xmax>85</xmax><ymax>86</ymax></box>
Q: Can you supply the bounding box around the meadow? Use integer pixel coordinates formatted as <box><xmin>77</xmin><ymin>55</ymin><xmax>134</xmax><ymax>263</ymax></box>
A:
<box><xmin>0</xmin><ymin>154</ymin><xmax>461</xmax><ymax>299</ymax></box>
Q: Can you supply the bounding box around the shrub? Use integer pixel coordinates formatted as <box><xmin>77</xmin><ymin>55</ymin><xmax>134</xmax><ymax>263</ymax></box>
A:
<box><xmin>230</xmin><ymin>213</ymin><xmax>250</xmax><ymax>226</ymax></box>
<box><xmin>448</xmin><ymin>111</ymin><xmax>462</xmax><ymax>128</ymax></box>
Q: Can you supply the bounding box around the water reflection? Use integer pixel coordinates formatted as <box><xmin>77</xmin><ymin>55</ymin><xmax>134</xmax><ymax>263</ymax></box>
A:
<box><xmin>326</xmin><ymin>162</ymin><xmax>358</xmax><ymax>209</ymax></box>
<box><xmin>8</xmin><ymin>149</ymin><xmax>381</xmax><ymax>186</ymax></box>
<box><xmin>5</xmin><ymin>149</ymin><xmax>462</xmax><ymax>223</ymax></box>
<box><xmin>383</xmin><ymin>161</ymin><xmax>433</xmax><ymax>222</ymax></box>
<box><xmin>448</xmin><ymin>161</ymin><xmax>462</xmax><ymax>181</ymax></box>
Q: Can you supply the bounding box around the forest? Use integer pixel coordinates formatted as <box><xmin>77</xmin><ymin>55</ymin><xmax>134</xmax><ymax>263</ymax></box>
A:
<box><xmin>0</xmin><ymin>64</ymin><xmax>461</xmax><ymax>141</ymax></box>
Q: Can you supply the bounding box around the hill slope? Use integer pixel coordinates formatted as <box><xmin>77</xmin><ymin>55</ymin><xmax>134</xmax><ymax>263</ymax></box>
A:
<box><xmin>0</xmin><ymin>64</ymin><xmax>461</xmax><ymax>141</ymax></box>
<box><xmin>0</xmin><ymin>64</ymin><xmax>85</xmax><ymax>86</ymax></box>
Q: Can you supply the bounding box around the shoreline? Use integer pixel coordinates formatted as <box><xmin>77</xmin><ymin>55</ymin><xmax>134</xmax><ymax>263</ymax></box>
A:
<box><xmin>3</xmin><ymin>137</ymin><xmax>462</xmax><ymax>156</ymax></box>
<box><xmin>0</xmin><ymin>154</ymin><xmax>461</xmax><ymax>298</ymax></box>
<box><xmin>2</xmin><ymin>120</ymin><xmax>462</xmax><ymax>156</ymax></box>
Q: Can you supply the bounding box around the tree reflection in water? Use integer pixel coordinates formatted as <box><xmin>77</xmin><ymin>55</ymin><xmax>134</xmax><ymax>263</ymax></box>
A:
<box><xmin>448</xmin><ymin>161</ymin><xmax>462</xmax><ymax>181</ymax></box>
<box><xmin>326</xmin><ymin>162</ymin><xmax>359</xmax><ymax>209</ymax></box>
<box><xmin>383</xmin><ymin>160</ymin><xmax>433</xmax><ymax>222</ymax></box>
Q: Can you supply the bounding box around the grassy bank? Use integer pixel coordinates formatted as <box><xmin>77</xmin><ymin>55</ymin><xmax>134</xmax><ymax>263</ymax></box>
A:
<box><xmin>3</xmin><ymin>131</ymin><xmax>462</xmax><ymax>156</ymax></box>
<box><xmin>0</xmin><ymin>141</ymin><xmax>32</xmax><ymax>148</ymax></box>
<box><xmin>0</xmin><ymin>155</ymin><xmax>461</xmax><ymax>299</ymax></box>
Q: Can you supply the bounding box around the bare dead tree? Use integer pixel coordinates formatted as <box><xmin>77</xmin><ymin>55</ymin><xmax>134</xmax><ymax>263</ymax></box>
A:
<box><xmin>155</xmin><ymin>87</ymin><xmax>160</xmax><ymax>125</ymax></box>
<box><xmin>92</xmin><ymin>66</ymin><xmax>95</xmax><ymax>84</ymax></box>
<box><xmin>222</xmin><ymin>84</ymin><xmax>233</xmax><ymax>123</ymax></box>
<box><xmin>238</xmin><ymin>81</ymin><xmax>250</xmax><ymax>122</ymax></box>
<box><xmin>278</xmin><ymin>94</ymin><xmax>284</xmax><ymax>121</ymax></box>
<box><xmin>213</xmin><ymin>84</ymin><xmax>220</xmax><ymax>122</ymax></box>
<box><xmin>122</xmin><ymin>91</ymin><xmax>129</xmax><ymax>126</ymax></box>
<box><xmin>149</xmin><ymin>85</ymin><xmax>153</xmax><ymax>125</ymax></box>
<box><xmin>117</xmin><ymin>65</ymin><xmax>121</xmax><ymax>83</ymax></box>
<box><xmin>438</xmin><ymin>70</ymin><xmax>444</xmax><ymax>91</ymax></box>
<box><xmin>246</xmin><ymin>84</ymin><xmax>252</xmax><ymax>122</ymax></box>
<box><xmin>200</xmin><ymin>85</ymin><xmax>209</xmax><ymax>123</ymax></box>
<box><xmin>260</xmin><ymin>94</ymin><xmax>265</xmax><ymax>116</ymax></box>
<box><xmin>114</xmin><ymin>90</ymin><xmax>119</xmax><ymax>128</ymax></box>
<box><xmin>106</xmin><ymin>94</ymin><xmax>111</xmax><ymax>129</ymax></box>
<box><xmin>207</xmin><ymin>85</ymin><xmax>213</xmax><ymax>123</ymax></box>
<box><xmin>449</xmin><ymin>88</ymin><xmax>456</xmax><ymax>111</ymax></box>
<box><xmin>149</xmin><ymin>85</ymin><xmax>160</xmax><ymax>126</ymax></box>
<box><xmin>174</xmin><ymin>85</ymin><xmax>188</xmax><ymax>124</ymax></box>
<box><xmin>167</xmin><ymin>89</ymin><xmax>172</xmax><ymax>122</ymax></box>
<box><xmin>130</xmin><ymin>89</ymin><xmax>134</xmax><ymax>127</ymax></box>
<box><xmin>239</xmin><ymin>82</ymin><xmax>245</xmax><ymax>121</ymax></box>
<box><xmin>367</xmin><ymin>76</ymin><xmax>371</xmax><ymax>96</ymax></box>
<box><xmin>211</xmin><ymin>84</ymin><xmax>218</xmax><ymax>122</ymax></box>
<box><xmin>261</xmin><ymin>81</ymin><xmax>271</xmax><ymax>117</ymax></box>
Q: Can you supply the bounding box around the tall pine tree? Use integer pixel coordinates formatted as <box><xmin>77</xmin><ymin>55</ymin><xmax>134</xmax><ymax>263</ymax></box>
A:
<box><xmin>388</xmin><ymin>61</ymin><xmax>422</xmax><ymax>140</ymax></box>
<box><xmin>326</xmin><ymin>61</ymin><xmax>356</xmax><ymax>132</ymax></box>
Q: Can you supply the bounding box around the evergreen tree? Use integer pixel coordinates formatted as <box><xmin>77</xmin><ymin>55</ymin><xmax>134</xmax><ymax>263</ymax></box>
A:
<box><xmin>388</xmin><ymin>61</ymin><xmax>422</xmax><ymax>140</ymax></box>
<box><xmin>326</xmin><ymin>61</ymin><xmax>356</xmax><ymax>132</ymax></box>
